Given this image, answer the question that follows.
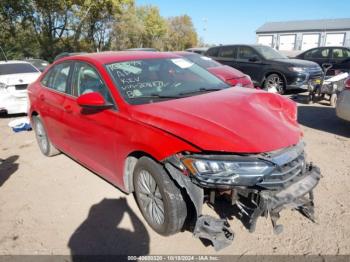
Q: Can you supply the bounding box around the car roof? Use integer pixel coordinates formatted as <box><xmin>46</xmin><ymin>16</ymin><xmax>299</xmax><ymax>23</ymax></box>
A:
<box><xmin>58</xmin><ymin>51</ymin><xmax>181</xmax><ymax>64</ymax></box>
<box><xmin>208</xmin><ymin>44</ymin><xmax>267</xmax><ymax>48</ymax></box>
<box><xmin>186</xmin><ymin>47</ymin><xmax>208</xmax><ymax>51</ymax></box>
<box><xmin>173</xmin><ymin>51</ymin><xmax>200</xmax><ymax>56</ymax></box>
<box><xmin>25</xmin><ymin>58</ymin><xmax>48</xmax><ymax>62</ymax></box>
<box><xmin>0</xmin><ymin>60</ymin><xmax>32</xmax><ymax>65</ymax></box>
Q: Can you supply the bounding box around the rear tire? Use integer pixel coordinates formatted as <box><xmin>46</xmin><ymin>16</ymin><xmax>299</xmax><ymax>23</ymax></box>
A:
<box><xmin>133</xmin><ymin>157</ymin><xmax>187</xmax><ymax>236</ymax></box>
<box><xmin>32</xmin><ymin>116</ymin><xmax>60</xmax><ymax>157</ymax></box>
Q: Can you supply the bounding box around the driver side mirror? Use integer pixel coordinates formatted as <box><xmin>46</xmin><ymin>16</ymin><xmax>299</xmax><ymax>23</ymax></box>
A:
<box><xmin>248</xmin><ymin>56</ymin><xmax>260</xmax><ymax>62</ymax></box>
<box><xmin>77</xmin><ymin>92</ymin><xmax>113</xmax><ymax>109</ymax></box>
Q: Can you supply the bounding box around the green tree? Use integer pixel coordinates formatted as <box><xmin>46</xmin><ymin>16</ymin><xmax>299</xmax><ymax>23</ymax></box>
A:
<box><xmin>0</xmin><ymin>0</ymin><xmax>130</xmax><ymax>61</ymax></box>
<box><xmin>165</xmin><ymin>15</ymin><xmax>198</xmax><ymax>51</ymax></box>
<box><xmin>139</xmin><ymin>6</ymin><xmax>167</xmax><ymax>49</ymax></box>
<box><xmin>111</xmin><ymin>1</ymin><xmax>145</xmax><ymax>50</ymax></box>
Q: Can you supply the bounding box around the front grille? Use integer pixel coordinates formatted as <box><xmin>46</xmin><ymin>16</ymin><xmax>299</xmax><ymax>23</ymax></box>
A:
<box><xmin>15</xmin><ymin>84</ymin><xmax>28</xmax><ymax>90</ymax></box>
<box><xmin>307</xmin><ymin>67</ymin><xmax>323</xmax><ymax>78</ymax></box>
<box><xmin>258</xmin><ymin>147</ymin><xmax>306</xmax><ymax>189</ymax></box>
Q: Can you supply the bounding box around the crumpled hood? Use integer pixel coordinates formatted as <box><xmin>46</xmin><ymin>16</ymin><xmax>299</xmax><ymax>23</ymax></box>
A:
<box><xmin>207</xmin><ymin>65</ymin><xmax>246</xmax><ymax>80</ymax></box>
<box><xmin>0</xmin><ymin>72</ymin><xmax>41</xmax><ymax>86</ymax></box>
<box><xmin>131</xmin><ymin>88</ymin><xmax>301</xmax><ymax>153</ymax></box>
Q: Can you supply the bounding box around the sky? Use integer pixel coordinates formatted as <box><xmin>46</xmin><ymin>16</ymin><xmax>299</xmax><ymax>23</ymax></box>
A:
<box><xmin>136</xmin><ymin>0</ymin><xmax>350</xmax><ymax>45</ymax></box>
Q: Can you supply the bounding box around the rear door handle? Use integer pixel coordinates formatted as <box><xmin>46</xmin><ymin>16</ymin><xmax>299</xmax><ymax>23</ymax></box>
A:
<box><xmin>64</xmin><ymin>105</ymin><xmax>73</xmax><ymax>113</ymax></box>
<box><xmin>39</xmin><ymin>94</ymin><xmax>45</xmax><ymax>101</ymax></box>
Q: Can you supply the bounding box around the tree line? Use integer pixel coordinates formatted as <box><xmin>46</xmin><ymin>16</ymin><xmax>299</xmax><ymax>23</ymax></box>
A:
<box><xmin>0</xmin><ymin>0</ymin><xmax>199</xmax><ymax>62</ymax></box>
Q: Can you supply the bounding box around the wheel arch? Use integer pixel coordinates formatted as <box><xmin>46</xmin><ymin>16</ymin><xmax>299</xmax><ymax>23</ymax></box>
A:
<box><xmin>122</xmin><ymin>150</ymin><xmax>158</xmax><ymax>193</ymax></box>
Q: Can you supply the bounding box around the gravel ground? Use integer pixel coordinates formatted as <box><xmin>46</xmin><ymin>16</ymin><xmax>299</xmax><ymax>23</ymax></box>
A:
<box><xmin>0</xmin><ymin>94</ymin><xmax>350</xmax><ymax>256</ymax></box>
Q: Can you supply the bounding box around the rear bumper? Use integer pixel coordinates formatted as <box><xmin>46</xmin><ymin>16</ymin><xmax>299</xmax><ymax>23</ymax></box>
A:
<box><xmin>0</xmin><ymin>92</ymin><xmax>28</xmax><ymax>114</ymax></box>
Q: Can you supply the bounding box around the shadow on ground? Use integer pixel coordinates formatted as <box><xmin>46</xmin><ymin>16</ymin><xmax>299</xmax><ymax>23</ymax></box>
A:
<box><xmin>0</xmin><ymin>155</ymin><xmax>19</xmax><ymax>187</ymax></box>
<box><xmin>297</xmin><ymin>105</ymin><xmax>350</xmax><ymax>138</ymax></box>
<box><xmin>68</xmin><ymin>197</ymin><xmax>149</xmax><ymax>257</ymax></box>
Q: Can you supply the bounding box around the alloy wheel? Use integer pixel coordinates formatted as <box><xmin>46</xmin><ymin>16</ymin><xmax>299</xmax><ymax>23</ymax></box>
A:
<box><xmin>136</xmin><ymin>170</ymin><xmax>165</xmax><ymax>225</ymax></box>
<box><xmin>35</xmin><ymin>120</ymin><xmax>48</xmax><ymax>154</ymax></box>
<box><xmin>266</xmin><ymin>75</ymin><xmax>284</xmax><ymax>94</ymax></box>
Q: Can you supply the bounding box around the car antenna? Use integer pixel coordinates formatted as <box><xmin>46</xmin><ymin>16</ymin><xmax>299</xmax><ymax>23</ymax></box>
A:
<box><xmin>0</xmin><ymin>46</ymin><xmax>8</xmax><ymax>62</ymax></box>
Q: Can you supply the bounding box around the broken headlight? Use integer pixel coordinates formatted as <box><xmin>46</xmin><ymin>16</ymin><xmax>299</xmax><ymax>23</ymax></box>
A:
<box><xmin>178</xmin><ymin>156</ymin><xmax>274</xmax><ymax>186</ymax></box>
<box><xmin>183</xmin><ymin>158</ymin><xmax>271</xmax><ymax>175</ymax></box>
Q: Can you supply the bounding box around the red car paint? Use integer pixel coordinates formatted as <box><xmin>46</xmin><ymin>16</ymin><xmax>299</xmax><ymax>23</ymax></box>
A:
<box><xmin>207</xmin><ymin>66</ymin><xmax>254</xmax><ymax>88</ymax></box>
<box><xmin>28</xmin><ymin>51</ymin><xmax>300</xmax><ymax>192</ymax></box>
<box><xmin>174</xmin><ymin>51</ymin><xmax>254</xmax><ymax>88</ymax></box>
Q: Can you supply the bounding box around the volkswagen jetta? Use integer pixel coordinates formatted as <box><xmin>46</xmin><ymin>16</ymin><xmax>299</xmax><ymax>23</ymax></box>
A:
<box><xmin>28</xmin><ymin>51</ymin><xmax>320</xmax><ymax>250</ymax></box>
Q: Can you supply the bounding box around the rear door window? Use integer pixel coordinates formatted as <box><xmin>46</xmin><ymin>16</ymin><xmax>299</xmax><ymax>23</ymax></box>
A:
<box><xmin>332</xmin><ymin>48</ymin><xmax>350</xmax><ymax>59</ymax></box>
<box><xmin>305</xmin><ymin>48</ymin><xmax>330</xmax><ymax>59</ymax></box>
<box><xmin>41</xmin><ymin>62</ymin><xmax>72</xmax><ymax>94</ymax></box>
<box><xmin>218</xmin><ymin>46</ymin><xmax>236</xmax><ymax>58</ymax></box>
<box><xmin>237</xmin><ymin>46</ymin><xmax>257</xmax><ymax>60</ymax></box>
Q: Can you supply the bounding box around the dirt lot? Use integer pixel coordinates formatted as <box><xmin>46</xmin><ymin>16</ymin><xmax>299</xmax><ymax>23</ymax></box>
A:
<box><xmin>0</xmin><ymin>93</ymin><xmax>350</xmax><ymax>256</ymax></box>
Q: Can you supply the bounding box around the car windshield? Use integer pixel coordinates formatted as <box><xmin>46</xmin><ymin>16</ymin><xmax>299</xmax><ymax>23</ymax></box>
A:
<box><xmin>0</xmin><ymin>63</ymin><xmax>39</xmax><ymax>75</ymax></box>
<box><xmin>182</xmin><ymin>54</ymin><xmax>222</xmax><ymax>69</ymax></box>
<box><xmin>106</xmin><ymin>58</ymin><xmax>229</xmax><ymax>105</ymax></box>
<box><xmin>254</xmin><ymin>46</ymin><xmax>287</xmax><ymax>60</ymax></box>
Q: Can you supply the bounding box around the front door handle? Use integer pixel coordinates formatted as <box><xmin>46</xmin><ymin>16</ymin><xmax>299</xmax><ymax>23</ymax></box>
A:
<box><xmin>39</xmin><ymin>94</ymin><xmax>45</xmax><ymax>101</ymax></box>
<box><xmin>64</xmin><ymin>105</ymin><xmax>73</xmax><ymax>113</ymax></box>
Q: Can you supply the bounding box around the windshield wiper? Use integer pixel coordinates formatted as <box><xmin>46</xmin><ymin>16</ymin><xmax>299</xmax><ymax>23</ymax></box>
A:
<box><xmin>178</xmin><ymin>87</ymin><xmax>223</xmax><ymax>96</ymax></box>
<box><xmin>130</xmin><ymin>94</ymin><xmax>182</xmax><ymax>99</ymax></box>
<box><xmin>129</xmin><ymin>88</ymin><xmax>224</xmax><ymax>100</ymax></box>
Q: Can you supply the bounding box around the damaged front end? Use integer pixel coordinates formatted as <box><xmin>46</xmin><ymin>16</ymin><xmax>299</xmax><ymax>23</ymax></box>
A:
<box><xmin>164</xmin><ymin>141</ymin><xmax>321</xmax><ymax>251</ymax></box>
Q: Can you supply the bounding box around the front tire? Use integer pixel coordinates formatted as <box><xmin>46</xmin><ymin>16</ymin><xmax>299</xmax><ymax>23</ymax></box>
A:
<box><xmin>133</xmin><ymin>157</ymin><xmax>187</xmax><ymax>236</ymax></box>
<box><xmin>264</xmin><ymin>73</ymin><xmax>285</xmax><ymax>95</ymax></box>
<box><xmin>32</xmin><ymin>116</ymin><xmax>60</xmax><ymax>157</ymax></box>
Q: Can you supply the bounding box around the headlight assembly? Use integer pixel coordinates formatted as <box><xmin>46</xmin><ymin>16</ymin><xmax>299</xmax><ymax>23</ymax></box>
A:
<box><xmin>288</xmin><ymin>67</ymin><xmax>306</xmax><ymax>73</ymax></box>
<box><xmin>182</xmin><ymin>157</ymin><xmax>273</xmax><ymax>177</ymax></box>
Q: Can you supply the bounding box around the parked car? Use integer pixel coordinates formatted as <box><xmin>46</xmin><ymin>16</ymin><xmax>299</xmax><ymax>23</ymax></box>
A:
<box><xmin>206</xmin><ymin>44</ymin><xmax>323</xmax><ymax>94</ymax></box>
<box><xmin>24</xmin><ymin>58</ymin><xmax>49</xmax><ymax>72</ymax></box>
<box><xmin>296</xmin><ymin>46</ymin><xmax>350</xmax><ymax>74</ymax></box>
<box><xmin>28</xmin><ymin>51</ymin><xmax>320</xmax><ymax>250</ymax></box>
<box><xmin>0</xmin><ymin>60</ymin><xmax>41</xmax><ymax>114</ymax></box>
<box><xmin>185</xmin><ymin>47</ymin><xmax>208</xmax><ymax>55</ymax></box>
<box><xmin>336</xmin><ymin>77</ymin><xmax>350</xmax><ymax>121</ymax></box>
<box><xmin>174</xmin><ymin>51</ymin><xmax>254</xmax><ymax>88</ymax></box>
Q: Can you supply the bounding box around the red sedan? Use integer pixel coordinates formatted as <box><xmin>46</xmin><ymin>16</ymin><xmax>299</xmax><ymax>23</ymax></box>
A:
<box><xmin>28</xmin><ymin>51</ymin><xmax>320</xmax><ymax>249</ymax></box>
<box><xmin>174</xmin><ymin>51</ymin><xmax>254</xmax><ymax>88</ymax></box>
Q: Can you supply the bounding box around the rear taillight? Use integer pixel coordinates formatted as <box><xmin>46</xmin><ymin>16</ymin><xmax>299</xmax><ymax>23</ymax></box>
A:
<box><xmin>225</xmin><ymin>78</ymin><xmax>240</xmax><ymax>86</ymax></box>
<box><xmin>226</xmin><ymin>75</ymin><xmax>254</xmax><ymax>88</ymax></box>
<box><xmin>345</xmin><ymin>78</ymin><xmax>350</xmax><ymax>90</ymax></box>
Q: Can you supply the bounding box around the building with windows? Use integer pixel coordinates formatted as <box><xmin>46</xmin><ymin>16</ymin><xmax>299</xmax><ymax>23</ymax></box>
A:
<box><xmin>256</xmin><ymin>18</ymin><xmax>350</xmax><ymax>53</ymax></box>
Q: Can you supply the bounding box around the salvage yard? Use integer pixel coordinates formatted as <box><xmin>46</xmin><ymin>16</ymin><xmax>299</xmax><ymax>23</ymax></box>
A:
<box><xmin>0</xmin><ymin>93</ymin><xmax>350</xmax><ymax>255</ymax></box>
